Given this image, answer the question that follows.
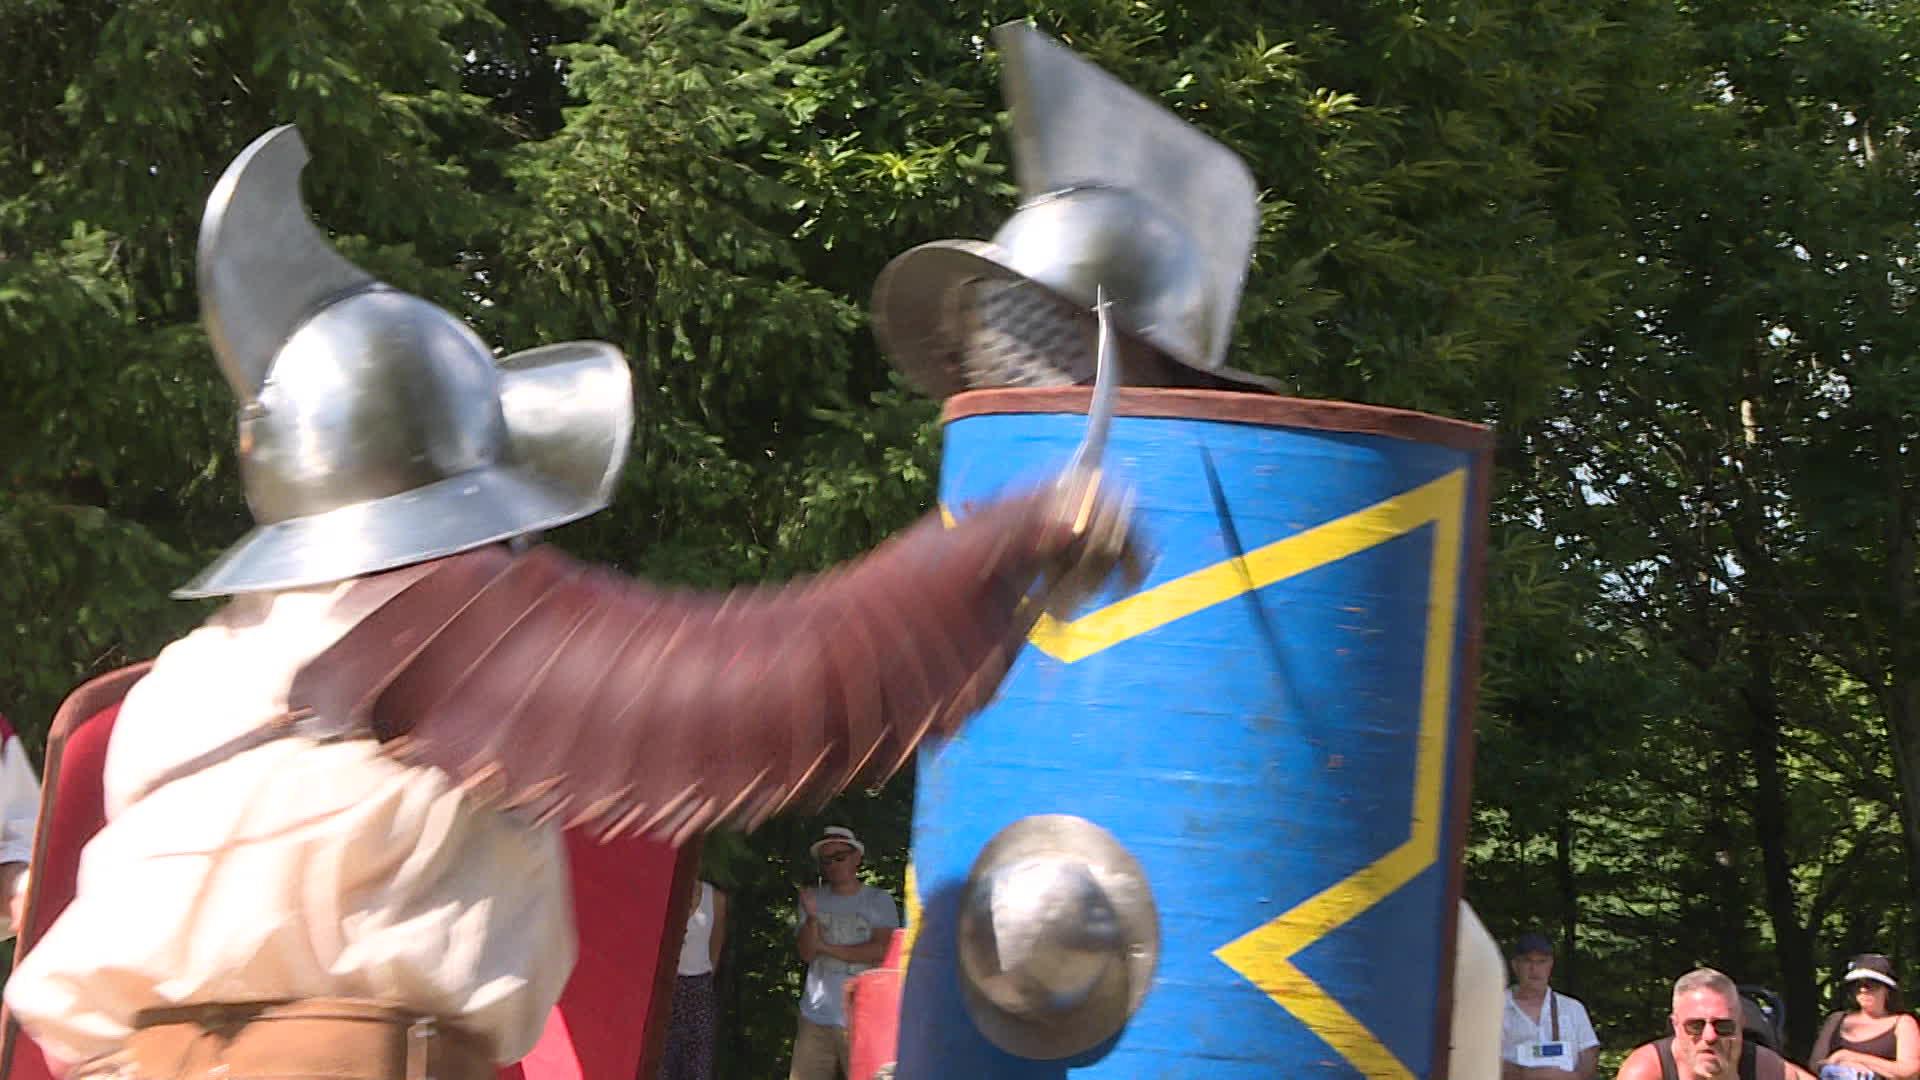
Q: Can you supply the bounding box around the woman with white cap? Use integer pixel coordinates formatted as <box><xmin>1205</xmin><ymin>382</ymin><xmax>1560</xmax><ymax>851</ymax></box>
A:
<box><xmin>1809</xmin><ymin>954</ymin><xmax>1920</xmax><ymax>1080</ymax></box>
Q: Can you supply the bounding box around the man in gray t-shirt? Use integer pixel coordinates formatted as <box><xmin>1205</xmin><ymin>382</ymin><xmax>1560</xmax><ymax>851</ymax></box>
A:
<box><xmin>789</xmin><ymin>826</ymin><xmax>900</xmax><ymax>1080</ymax></box>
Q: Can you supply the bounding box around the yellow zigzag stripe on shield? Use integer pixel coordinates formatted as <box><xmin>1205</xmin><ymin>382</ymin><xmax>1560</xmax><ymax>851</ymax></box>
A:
<box><xmin>899</xmin><ymin>861</ymin><xmax>921</xmax><ymax>977</ymax></box>
<box><xmin>940</xmin><ymin>468</ymin><xmax>1467</xmax><ymax>1078</ymax></box>
<box><xmin>1208</xmin><ymin>469</ymin><xmax>1466</xmax><ymax>1080</ymax></box>
<box><xmin>941</xmin><ymin>468</ymin><xmax>1465</xmax><ymax>665</ymax></box>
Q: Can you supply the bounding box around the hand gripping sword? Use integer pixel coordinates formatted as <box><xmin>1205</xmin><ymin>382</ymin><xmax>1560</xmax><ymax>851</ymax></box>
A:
<box><xmin>1041</xmin><ymin>286</ymin><xmax>1145</xmax><ymax>614</ymax></box>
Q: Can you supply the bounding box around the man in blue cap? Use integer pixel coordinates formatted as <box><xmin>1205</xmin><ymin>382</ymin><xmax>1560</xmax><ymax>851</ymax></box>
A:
<box><xmin>1505</xmin><ymin>932</ymin><xmax>1601</xmax><ymax>1080</ymax></box>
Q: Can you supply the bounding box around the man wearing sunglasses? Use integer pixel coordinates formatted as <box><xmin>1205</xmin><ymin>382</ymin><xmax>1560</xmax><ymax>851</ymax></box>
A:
<box><xmin>790</xmin><ymin>826</ymin><xmax>900</xmax><ymax>1080</ymax></box>
<box><xmin>1617</xmin><ymin>969</ymin><xmax>1816</xmax><ymax>1080</ymax></box>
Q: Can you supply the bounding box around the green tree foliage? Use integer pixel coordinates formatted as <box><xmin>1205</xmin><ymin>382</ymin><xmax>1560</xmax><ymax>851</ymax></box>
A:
<box><xmin>7</xmin><ymin>0</ymin><xmax>1920</xmax><ymax>1073</ymax></box>
<box><xmin>1466</xmin><ymin>0</ymin><xmax>1920</xmax><ymax>1057</ymax></box>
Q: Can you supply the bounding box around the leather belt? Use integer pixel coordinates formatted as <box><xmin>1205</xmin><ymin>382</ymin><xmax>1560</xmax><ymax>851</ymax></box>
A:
<box><xmin>72</xmin><ymin>998</ymin><xmax>492</xmax><ymax>1080</ymax></box>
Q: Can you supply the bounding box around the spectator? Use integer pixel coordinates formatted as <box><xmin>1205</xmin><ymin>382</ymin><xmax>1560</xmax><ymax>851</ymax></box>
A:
<box><xmin>1503</xmin><ymin>931</ymin><xmax>1601</xmax><ymax>1080</ymax></box>
<box><xmin>0</xmin><ymin>715</ymin><xmax>40</xmax><ymax>937</ymax></box>
<box><xmin>789</xmin><ymin>827</ymin><xmax>898</xmax><ymax>1080</ymax></box>
<box><xmin>1808</xmin><ymin>954</ymin><xmax>1920</xmax><ymax>1080</ymax></box>
<box><xmin>659</xmin><ymin>874</ymin><xmax>728</xmax><ymax>1080</ymax></box>
<box><xmin>1617</xmin><ymin>968</ymin><xmax>1816</xmax><ymax>1080</ymax></box>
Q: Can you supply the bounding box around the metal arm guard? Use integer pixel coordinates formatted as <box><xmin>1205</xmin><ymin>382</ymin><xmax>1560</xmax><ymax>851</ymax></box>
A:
<box><xmin>288</xmin><ymin>480</ymin><xmax>1134</xmax><ymax>847</ymax></box>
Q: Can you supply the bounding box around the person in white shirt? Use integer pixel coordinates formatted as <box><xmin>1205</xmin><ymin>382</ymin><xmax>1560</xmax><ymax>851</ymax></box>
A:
<box><xmin>1504</xmin><ymin>932</ymin><xmax>1601</xmax><ymax>1080</ymax></box>
<box><xmin>0</xmin><ymin>714</ymin><xmax>39</xmax><ymax>937</ymax></box>
<box><xmin>660</xmin><ymin>876</ymin><xmax>729</xmax><ymax>1080</ymax></box>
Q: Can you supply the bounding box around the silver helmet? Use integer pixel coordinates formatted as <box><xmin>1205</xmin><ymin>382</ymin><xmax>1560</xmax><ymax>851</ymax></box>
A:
<box><xmin>871</xmin><ymin>24</ymin><xmax>1275</xmax><ymax>398</ymax></box>
<box><xmin>175</xmin><ymin>126</ymin><xmax>633</xmax><ymax>599</ymax></box>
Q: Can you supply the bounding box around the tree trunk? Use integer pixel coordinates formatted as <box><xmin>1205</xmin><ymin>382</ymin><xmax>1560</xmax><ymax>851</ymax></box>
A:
<box><xmin>1746</xmin><ymin>635</ymin><xmax>1817</xmax><ymax>1055</ymax></box>
<box><xmin>1876</xmin><ymin>427</ymin><xmax>1920</xmax><ymax>959</ymax></box>
<box><xmin>1881</xmin><ymin>674</ymin><xmax>1920</xmax><ymax>958</ymax></box>
<box><xmin>1556</xmin><ymin>807</ymin><xmax>1579</xmax><ymax>987</ymax></box>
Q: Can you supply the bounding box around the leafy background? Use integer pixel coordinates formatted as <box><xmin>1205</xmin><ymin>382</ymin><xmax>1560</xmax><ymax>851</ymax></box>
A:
<box><xmin>4</xmin><ymin>0</ymin><xmax>1920</xmax><ymax>1073</ymax></box>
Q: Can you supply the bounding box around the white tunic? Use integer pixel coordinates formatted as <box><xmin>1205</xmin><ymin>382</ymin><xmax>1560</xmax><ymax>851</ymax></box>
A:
<box><xmin>4</xmin><ymin>581</ymin><xmax>576</xmax><ymax>1066</ymax></box>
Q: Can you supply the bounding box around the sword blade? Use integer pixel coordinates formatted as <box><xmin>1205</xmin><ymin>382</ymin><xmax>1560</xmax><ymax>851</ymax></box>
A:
<box><xmin>1067</xmin><ymin>285</ymin><xmax>1118</xmax><ymax>476</ymax></box>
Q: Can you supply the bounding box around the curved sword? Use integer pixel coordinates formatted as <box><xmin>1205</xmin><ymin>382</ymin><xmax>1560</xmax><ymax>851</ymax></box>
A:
<box><xmin>1066</xmin><ymin>285</ymin><xmax>1118</xmax><ymax>477</ymax></box>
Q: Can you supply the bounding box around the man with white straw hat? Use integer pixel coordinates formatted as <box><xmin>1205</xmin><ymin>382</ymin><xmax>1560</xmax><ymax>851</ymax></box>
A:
<box><xmin>791</xmin><ymin>826</ymin><xmax>899</xmax><ymax>1080</ymax></box>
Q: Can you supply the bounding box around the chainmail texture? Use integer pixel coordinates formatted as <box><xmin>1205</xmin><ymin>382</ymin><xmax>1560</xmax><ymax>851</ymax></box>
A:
<box><xmin>958</xmin><ymin>279</ymin><xmax>1098</xmax><ymax>388</ymax></box>
<box><xmin>954</xmin><ymin>277</ymin><xmax>1249</xmax><ymax>391</ymax></box>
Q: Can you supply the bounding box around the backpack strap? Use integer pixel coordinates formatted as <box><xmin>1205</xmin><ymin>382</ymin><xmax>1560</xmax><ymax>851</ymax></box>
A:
<box><xmin>1745</xmin><ymin>1044</ymin><xmax>1784</xmax><ymax>1080</ymax></box>
<box><xmin>1657</xmin><ymin>1038</ymin><xmax>1680</xmax><ymax>1080</ymax></box>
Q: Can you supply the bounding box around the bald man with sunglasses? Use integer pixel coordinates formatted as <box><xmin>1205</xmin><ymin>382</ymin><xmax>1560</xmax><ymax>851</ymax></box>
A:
<box><xmin>1618</xmin><ymin>969</ymin><xmax>1816</xmax><ymax>1080</ymax></box>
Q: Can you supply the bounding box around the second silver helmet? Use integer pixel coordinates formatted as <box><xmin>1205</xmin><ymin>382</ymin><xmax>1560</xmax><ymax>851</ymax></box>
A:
<box><xmin>871</xmin><ymin>25</ymin><xmax>1275</xmax><ymax>398</ymax></box>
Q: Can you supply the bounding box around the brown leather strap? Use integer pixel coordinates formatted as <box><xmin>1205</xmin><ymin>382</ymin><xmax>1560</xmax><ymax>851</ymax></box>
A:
<box><xmin>118</xmin><ymin>560</ymin><xmax>452</xmax><ymax>808</ymax></box>
<box><xmin>124</xmin><ymin>713</ymin><xmax>310</xmax><ymax>807</ymax></box>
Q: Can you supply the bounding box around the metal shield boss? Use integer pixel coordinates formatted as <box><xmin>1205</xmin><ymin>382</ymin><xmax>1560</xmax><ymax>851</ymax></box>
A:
<box><xmin>956</xmin><ymin>815</ymin><xmax>1159</xmax><ymax>1061</ymax></box>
